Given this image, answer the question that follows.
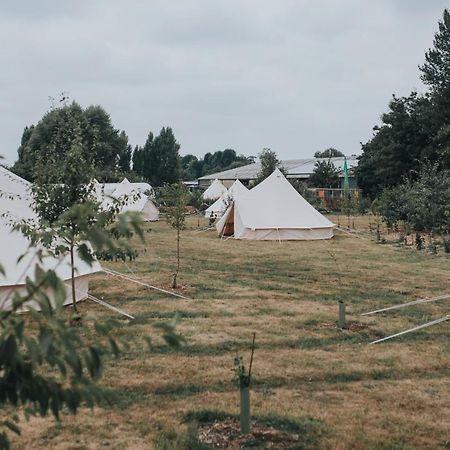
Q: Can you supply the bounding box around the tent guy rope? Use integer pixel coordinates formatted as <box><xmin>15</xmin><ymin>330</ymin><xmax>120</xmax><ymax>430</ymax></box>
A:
<box><xmin>362</xmin><ymin>293</ymin><xmax>450</xmax><ymax>315</ymax></box>
<box><xmin>87</xmin><ymin>294</ymin><xmax>135</xmax><ymax>320</ymax></box>
<box><xmin>369</xmin><ymin>315</ymin><xmax>450</xmax><ymax>344</ymax></box>
<box><xmin>103</xmin><ymin>267</ymin><xmax>190</xmax><ymax>300</ymax></box>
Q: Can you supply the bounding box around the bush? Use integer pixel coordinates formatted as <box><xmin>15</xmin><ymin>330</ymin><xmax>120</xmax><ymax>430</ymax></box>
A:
<box><xmin>378</xmin><ymin>165</ymin><xmax>450</xmax><ymax>234</ymax></box>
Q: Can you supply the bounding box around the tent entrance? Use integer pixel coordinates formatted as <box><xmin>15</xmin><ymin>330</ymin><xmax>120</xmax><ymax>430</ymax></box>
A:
<box><xmin>221</xmin><ymin>204</ymin><xmax>235</xmax><ymax>237</ymax></box>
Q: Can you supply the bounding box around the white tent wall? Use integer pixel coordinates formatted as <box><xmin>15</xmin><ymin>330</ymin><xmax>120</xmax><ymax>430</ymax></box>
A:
<box><xmin>202</xmin><ymin>179</ymin><xmax>228</xmax><ymax>200</ymax></box>
<box><xmin>102</xmin><ymin>180</ymin><xmax>160</xmax><ymax>222</ymax></box>
<box><xmin>142</xmin><ymin>198</ymin><xmax>160</xmax><ymax>221</ymax></box>
<box><xmin>0</xmin><ymin>167</ymin><xmax>102</xmax><ymax>311</ymax></box>
<box><xmin>235</xmin><ymin>226</ymin><xmax>334</xmax><ymax>240</ymax></box>
<box><xmin>0</xmin><ymin>274</ymin><xmax>91</xmax><ymax>311</ymax></box>
<box><xmin>205</xmin><ymin>196</ymin><xmax>227</xmax><ymax>218</ymax></box>
<box><xmin>206</xmin><ymin>179</ymin><xmax>247</xmax><ymax>219</ymax></box>
<box><xmin>227</xmin><ymin>179</ymin><xmax>248</xmax><ymax>200</ymax></box>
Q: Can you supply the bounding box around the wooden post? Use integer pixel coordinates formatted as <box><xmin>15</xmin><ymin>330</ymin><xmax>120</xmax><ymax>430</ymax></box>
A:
<box><xmin>240</xmin><ymin>383</ymin><xmax>250</xmax><ymax>434</ymax></box>
<box><xmin>338</xmin><ymin>301</ymin><xmax>346</xmax><ymax>328</ymax></box>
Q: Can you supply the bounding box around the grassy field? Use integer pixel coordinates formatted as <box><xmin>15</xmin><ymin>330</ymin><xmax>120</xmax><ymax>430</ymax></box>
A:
<box><xmin>12</xmin><ymin>215</ymin><xmax>450</xmax><ymax>449</ymax></box>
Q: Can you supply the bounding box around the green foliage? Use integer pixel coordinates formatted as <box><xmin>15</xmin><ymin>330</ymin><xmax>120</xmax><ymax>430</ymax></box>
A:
<box><xmin>160</xmin><ymin>183</ymin><xmax>189</xmax><ymax>232</ymax></box>
<box><xmin>132</xmin><ymin>128</ymin><xmax>181</xmax><ymax>186</ymax></box>
<box><xmin>0</xmin><ymin>260</ymin><xmax>183</xmax><ymax>448</ymax></box>
<box><xmin>12</xmin><ymin>99</ymin><xmax>131</xmax><ymax>182</ymax></box>
<box><xmin>442</xmin><ymin>238</ymin><xmax>450</xmax><ymax>253</ymax></box>
<box><xmin>420</xmin><ymin>9</ymin><xmax>450</xmax><ymax>93</ymax></box>
<box><xmin>253</xmin><ymin>148</ymin><xmax>285</xmax><ymax>185</ymax></box>
<box><xmin>314</xmin><ymin>148</ymin><xmax>344</xmax><ymax>158</ymax></box>
<box><xmin>341</xmin><ymin>192</ymin><xmax>358</xmax><ymax>214</ymax></box>
<box><xmin>154</xmin><ymin>426</ymin><xmax>211</xmax><ymax>450</ymax></box>
<box><xmin>187</xmin><ymin>189</ymin><xmax>204</xmax><ymax>210</ymax></box>
<box><xmin>308</xmin><ymin>160</ymin><xmax>340</xmax><ymax>188</ymax></box>
<box><xmin>233</xmin><ymin>356</ymin><xmax>251</xmax><ymax>388</ymax></box>
<box><xmin>358</xmin><ymin>10</ymin><xmax>450</xmax><ymax>197</ymax></box>
<box><xmin>416</xmin><ymin>233</ymin><xmax>424</xmax><ymax>250</ymax></box>
<box><xmin>377</xmin><ymin>165</ymin><xmax>450</xmax><ymax>233</ymax></box>
<box><xmin>0</xmin><ymin>266</ymin><xmax>119</xmax><ymax>448</ymax></box>
<box><xmin>179</xmin><ymin>149</ymin><xmax>251</xmax><ymax>181</ymax></box>
<box><xmin>0</xmin><ymin>172</ymin><xmax>180</xmax><ymax>448</ymax></box>
<box><xmin>160</xmin><ymin>183</ymin><xmax>190</xmax><ymax>288</ymax></box>
<box><xmin>357</xmin><ymin>93</ymin><xmax>431</xmax><ymax>198</ymax></box>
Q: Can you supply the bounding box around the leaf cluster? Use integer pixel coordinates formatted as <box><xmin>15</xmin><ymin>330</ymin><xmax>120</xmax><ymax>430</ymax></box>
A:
<box><xmin>377</xmin><ymin>164</ymin><xmax>450</xmax><ymax>233</ymax></box>
<box><xmin>159</xmin><ymin>183</ymin><xmax>190</xmax><ymax>232</ymax></box>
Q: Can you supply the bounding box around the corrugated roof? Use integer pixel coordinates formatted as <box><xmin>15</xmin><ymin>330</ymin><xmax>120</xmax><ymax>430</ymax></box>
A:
<box><xmin>198</xmin><ymin>157</ymin><xmax>359</xmax><ymax>181</ymax></box>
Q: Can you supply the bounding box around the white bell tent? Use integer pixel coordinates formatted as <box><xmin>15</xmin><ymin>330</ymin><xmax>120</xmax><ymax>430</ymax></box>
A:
<box><xmin>216</xmin><ymin>169</ymin><xmax>335</xmax><ymax>240</ymax></box>
<box><xmin>204</xmin><ymin>180</ymin><xmax>248</xmax><ymax>219</ymax></box>
<box><xmin>0</xmin><ymin>167</ymin><xmax>102</xmax><ymax>310</ymax></box>
<box><xmin>227</xmin><ymin>179</ymin><xmax>248</xmax><ymax>200</ymax></box>
<box><xmin>103</xmin><ymin>178</ymin><xmax>159</xmax><ymax>221</ymax></box>
<box><xmin>202</xmin><ymin>179</ymin><xmax>228</xmax><ymax>201</ymax></box>
<box><xmin>204</xmin><ymin>195</ymin><xmax>227</xmax><ymax>218</ymax></box>
<box><xmin>94</xmin><ymin>178</ymin><xmax>154</xmax><ymax>202</ymax></box>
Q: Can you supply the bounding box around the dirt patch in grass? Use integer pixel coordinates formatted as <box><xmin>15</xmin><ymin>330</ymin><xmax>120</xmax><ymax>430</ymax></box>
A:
<box><xmin>198</xmin><ymin>419</ymin><xmax>311</xmax><ymax>449</ymax></box>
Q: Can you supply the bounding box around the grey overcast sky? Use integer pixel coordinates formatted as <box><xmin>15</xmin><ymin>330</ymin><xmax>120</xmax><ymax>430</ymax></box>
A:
<box><xmin>1</xmin><ymin>1</ymin><xmax>448</xmax><ymax>164</ymax></box>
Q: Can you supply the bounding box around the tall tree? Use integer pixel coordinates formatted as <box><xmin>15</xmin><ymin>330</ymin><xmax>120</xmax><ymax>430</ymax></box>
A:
<box><xmin>117</xmin><ymin>132</ymin><xmax>132</xmax><ymax>173</ymax></box>
<box><xmin>357</xmin><ymin>10</ymin><xmax>450</xmax><ymax>197</ymax></box>
<box><xmin>12</xmin><ymin>100</ymin><xmax>131</xmax><ymax>182</ymax></box>
<box><xmin>136</xmin><ymin>128</ymin><xmax>181</xmax><ymax>186</ymax></box>
<box><xmin>356</xmin><ymin>93</ymin><xmax>431</xmax><ymax>197</ymax></box>
<box><xmin>420</xmin><ymin>9</ymin><xmax>450</xmax><ymax>94</ymax></box>
<box><xmin>254</xmin><ymin>148</ymin><xmax>284</xmax><ymax>184</ymax></box>
<box><xmin>154</xmin><ymin>127</ymin><xmax>181</xmax><ymax>185</ymax></box>
<box><xmin>308</xmin><ymin>160</ymin><xmax>340</xmax><ymax>188</ymax></box>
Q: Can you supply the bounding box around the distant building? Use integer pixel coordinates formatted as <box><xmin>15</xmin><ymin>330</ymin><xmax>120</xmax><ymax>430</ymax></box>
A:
<box><xmin>198</xmin><ymin>156</ymin><xmax>359</xmax><ymax>189</ymax></box>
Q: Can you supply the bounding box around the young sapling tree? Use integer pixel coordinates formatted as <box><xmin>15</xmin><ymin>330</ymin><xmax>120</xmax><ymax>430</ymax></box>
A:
<box><xmin>233</xmin><ymin>333</ymin><xmax>256</xmax><ymax>435</ymax></box>
<box><xmin>160</xmin><ymin>183</ymin><xmax>190</xmax><ymax>289</ymax></box>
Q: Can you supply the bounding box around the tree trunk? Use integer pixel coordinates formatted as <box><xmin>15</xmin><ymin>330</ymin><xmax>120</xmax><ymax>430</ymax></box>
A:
<box><xmin>172</xmin><ymin>229</ymin><xmax>180</xmax><ymax>289</ymax></box>
<box><xmin>177</xmin><ymin>228</ymin><xmax>180</xmax><ymax>275</ymax></box>
<box><xmin>70</xmin><ymin>244</ymin><xmax>77</xmax><ymax>312</ymax></box>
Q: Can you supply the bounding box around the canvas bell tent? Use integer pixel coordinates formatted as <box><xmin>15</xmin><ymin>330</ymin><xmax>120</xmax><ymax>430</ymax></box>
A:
<box><xmin>102</xmin><ymin>178</ymin><xmax>159</xmax><ymax>221</ymax></box>
<box><xmin>216</xmin><ymin>169</ymin><xmax>335</xmax><ymax>240</ymax></box>
<box><xmin>227</xmin><ymin>179</ymin><xmax>248</xmax><ymax>200</ymax></box>
<box><xmin>0</xmin><ymin>167</ymin><xmax>102</xmax><ymax>310</ymax></box>
<box><xmin>94</xmin><ymin>178</ymin><xmax>154</xmax><ymax>200</ymax></box>
<box><xmin>202</xmin><ymin>179</ymin><xmax>228</xmax><ymax>201</ymax></box>
<box><xmin>204</xmin><ymin>195</ymin><xmax>228</xmax><ymax>219</ymax></box>
<box><xmin>204</xmin><ymin>179</ymin><xmax>248</xmax><ymax>219</ymax></box>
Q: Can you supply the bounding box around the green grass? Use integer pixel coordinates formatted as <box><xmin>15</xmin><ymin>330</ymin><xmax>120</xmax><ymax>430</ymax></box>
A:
<box><xmin>11</xmin><ymin>216</ymin><xmax>450</xmax><ymax>449</ymax></box>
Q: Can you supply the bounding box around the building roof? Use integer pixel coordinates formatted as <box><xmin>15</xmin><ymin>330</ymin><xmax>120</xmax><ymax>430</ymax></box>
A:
<box><xmin>198</xmin><ymin>156</ymin><xmax>359</xmax><ymax>181</ymax></box>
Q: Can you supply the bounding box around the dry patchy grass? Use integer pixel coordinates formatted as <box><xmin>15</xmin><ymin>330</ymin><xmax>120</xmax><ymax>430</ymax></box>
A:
<box><xmin>11</xmin><ymin>215</ymin><xmax>450</xmax><ymax>449</ymax></box>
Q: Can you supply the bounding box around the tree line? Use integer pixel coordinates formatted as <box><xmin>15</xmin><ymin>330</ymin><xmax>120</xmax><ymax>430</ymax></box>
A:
<box><xmin>11</xmin><ymin>99</ymin><xmax>250</xmax><ymax>187</ymax></box>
